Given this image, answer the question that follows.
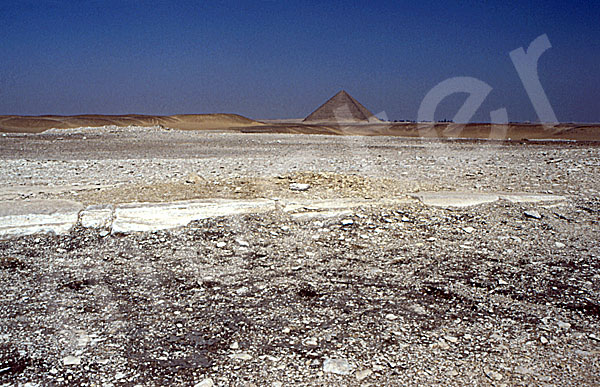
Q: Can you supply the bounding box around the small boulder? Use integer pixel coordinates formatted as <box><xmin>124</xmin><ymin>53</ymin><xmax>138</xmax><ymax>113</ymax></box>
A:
<box><xmin>289</xmin><ymin>183</ymin><xmax>310</xmax><ymax>192</ymax></box>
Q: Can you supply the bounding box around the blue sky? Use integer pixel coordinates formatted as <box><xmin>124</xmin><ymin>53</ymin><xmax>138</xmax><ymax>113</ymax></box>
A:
<box><xmin>1</xmin><ymin>0</ymin><xmax>598</xmax><ymax>122</ymax></box>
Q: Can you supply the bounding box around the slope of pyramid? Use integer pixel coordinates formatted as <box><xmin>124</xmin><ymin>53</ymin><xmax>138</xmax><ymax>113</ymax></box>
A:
<box><xmin>304</xmin><ymin>90</ymin><xmax>380</xmax><ymax>123</ymax></box>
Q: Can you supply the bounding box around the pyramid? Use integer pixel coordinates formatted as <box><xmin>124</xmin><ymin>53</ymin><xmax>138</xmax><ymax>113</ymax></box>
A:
<box><xmin>304</xmin><ymin>90</ymin><xmax>380</xmax><ymax>123</ymax></box>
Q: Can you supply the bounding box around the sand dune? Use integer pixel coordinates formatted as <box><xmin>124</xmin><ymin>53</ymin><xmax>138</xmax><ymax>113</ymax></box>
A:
<box><xmin>0</xmin><ymin>113</ymin><xmax>263</xmax><ymax>133</ymax></box>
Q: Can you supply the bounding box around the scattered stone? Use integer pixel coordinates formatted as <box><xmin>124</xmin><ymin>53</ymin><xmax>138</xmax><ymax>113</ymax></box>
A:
<box><xmin>444</xmin><ymin>335</ymin><xmax>458</xmax><ymax>343</ymax></box>
<box><xmin>341</xmin><ymin>219</ymin><xmax>354</xmax><ymax>226</ymax></box>
<box><xmin>447</xmin><ymin>369</ymin><xmax>459</xmax><ymax>377</ymax></box>
<box><xmin>235</xmin><ymin>238</ymin><xmax>250</xmax><ymax>247</ymax></box>
<box><xmin>323</xmin><ymin>358</ymin><xmax>354</xmax><ymax>375</ymax></box>
<box><xmin>437</xmin><ymin>340</ymin><xmax>450</xmax><ymax>350</ymax></box>
<box><xmin>185</xmin><ymin>173</ymin><xmax>203</xmax><ymax>184</ymax></box>
<box><xmin>484</xmin><ymin>368</ymin><xmax>503</xmax><ymax>381</ymax></box>
<box><xmin>304</xmin><ymin>337</ymin><xmax>318</xmax><ymax>346</ymax></box>
<box><xmin>63</xmin><ymin>356</ymin><xmax>81</xmax><ymax>366</ymax></box>
<box><xmin>114</xmin><ymin>372</ymin><xmax>126</xmax><ymax>380</ymax></box>
<box><xmin>514</xmin><ymin>366</ymin><xmax>534</xmax><ymax>375</ymax></box>
<box><xmin>236</xmin><ymin>287</ymin><xmax>249</xmax><ymax>295</ymax></box>
<box><xmin>555</xmin><ymin>242</ymin><xmax>566</xmax><ymax>248</ymax></box>
<box><xmin>498</xmin><ymin>279</ymin><xmax>509</xmax><ymax>285</ymax></box>
<box><xmin>194</xmin><ymin>378</ymin><xmax>214</xmax><ymax>387</ymax></box>
<box><xmin>462</xmin><ymin>226</ymin><xmax>475</xmax><ymax>234</ymax></box>
<box><xmin>216</xmin><ymin>241</ymin><xmax>226</xmax><ymax>248</ymax></box>
<box><xmin>557</xmin><ymin>321</ymin><xmax>571</xmax><ymax>329</ymax></box>
<box><xmin>540</xmin><ymin>336</ymin><xmax>549</xmax><ymax>344</ymax></box>
<box><xmin>229</xmin><ymin>352</ymin><xmax>253</xmax><ymax>361</ymax></box>
<box><xmin>401</xmin><ymin>216</ymin><xmax>410</xmax><ymax>222</ymax></box>
<box><xmin>356</xmin><ymin>369</ymin><xmax>373</xmax><ymax>381</ymax></box>
<box><xmin>385</xmin><ymin>313</ymin><xmax>397</xmax><ymax>321</ymax></box>
<box><xmin>289</xmin><ymin>183</ymin><xmax>310</xmax><ymax>191</ymax></box>
<box><xmin>411</xmin><ymin>304</ymin><xmax>427</xmax><ymax>315</ymax></box>
<box><xmin>76</xmin><ymin>333</ymin><xmax>90</xmax><ymax>347</ymax></box>
<box><xmin>230</xmin><ymin>341</ymin><xmax>240</xmax><ymax>350</ymax></box>
<box><xmin>524</xmin><ymin>210</ymin><xmax>542</xmax><ymax>219</ymax></box>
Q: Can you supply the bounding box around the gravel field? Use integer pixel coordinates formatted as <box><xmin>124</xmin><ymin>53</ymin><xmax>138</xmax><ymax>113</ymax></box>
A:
<box><xmin>0</xmin><ymin>127</ymin><xmax>599</xmax><ymax>386</ymax></box>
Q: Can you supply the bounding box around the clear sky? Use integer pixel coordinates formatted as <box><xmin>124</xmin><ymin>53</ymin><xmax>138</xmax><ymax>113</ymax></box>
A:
<box><xmin>1</xmin><ymin>0</ymin><xmax>598</xmax><ymax>122</ymax></box>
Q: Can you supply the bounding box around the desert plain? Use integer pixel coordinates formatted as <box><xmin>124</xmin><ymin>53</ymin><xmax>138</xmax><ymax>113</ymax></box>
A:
<box><xmin>0</xmin><ymin>115</ymin><xmax>599</xmax><ymax>386</ymax></box>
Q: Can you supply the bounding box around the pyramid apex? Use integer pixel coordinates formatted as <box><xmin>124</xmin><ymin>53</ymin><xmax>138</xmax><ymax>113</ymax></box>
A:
<box><xmin>304</xmin><ymin>90</ymin><xmax>379</xmax><ymax>123</ymax></box>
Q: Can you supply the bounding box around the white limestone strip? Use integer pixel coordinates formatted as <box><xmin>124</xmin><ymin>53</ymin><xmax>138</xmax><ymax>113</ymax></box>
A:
<box><xmin>0</xmin><ymin>199</ymin><xmax>83</xmax><ymax>238</ymax></box>
<box><xmin>498</xmin><ymin>193</ymin><xmax>566</xmax><ymax>203</ymax></box>
<box><xmin>111</xmin><ymin>199</ymin><xmax>276</xmax><ymax>233</ymax></box>
<box><xmin>282</xmin><ymin>197</ymin><xmax>410</xmax><ymax>213</ymax></box>
<box><xmin>412</xmin><ymin>192</ymin><xmax>566</xmax><ymax>207</ymax></box>
<box><xmin>411</xmin><ymin>192</ymin><xmax>500</xmax><ymax>207</ymax></box>
<box><xmin>80</xmin><ymin>204</ymin><xmax>114</xmax><ymax>229</ymax></box>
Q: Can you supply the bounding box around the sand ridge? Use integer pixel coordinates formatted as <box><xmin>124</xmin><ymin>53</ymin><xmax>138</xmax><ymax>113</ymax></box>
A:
<box><xmin>0</xmin><ymin>113</ymin><xmax>263</xmax><ymax>133</ymax></box>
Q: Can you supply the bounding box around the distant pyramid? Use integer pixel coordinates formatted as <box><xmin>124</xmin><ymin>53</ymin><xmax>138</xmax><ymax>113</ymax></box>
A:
<box><xmin>304</xmin><ymin>90</ymin><xmax>380</xmax><ymax>123</ymax></box>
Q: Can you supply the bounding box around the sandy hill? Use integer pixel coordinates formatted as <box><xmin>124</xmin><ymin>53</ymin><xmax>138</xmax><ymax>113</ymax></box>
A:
<box><xmin>0</xmin><ymin>113</ymin><xmax>263</xmax><ymax>133</ymax></box>
<box><xmin>304</xmin><ymin>90</ymin><xmax>380</xmax><ymax>123</ymax></box>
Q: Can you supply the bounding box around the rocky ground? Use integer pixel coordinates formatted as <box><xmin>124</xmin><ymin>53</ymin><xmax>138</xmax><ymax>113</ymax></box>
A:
<box><xmin>0</xmin><ymin>127</ymin><xmax>599</xmax><ymax>386</ymax></box>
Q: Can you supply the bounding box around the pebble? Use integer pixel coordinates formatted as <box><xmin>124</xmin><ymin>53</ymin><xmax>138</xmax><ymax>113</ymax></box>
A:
<box><xmin>540</xmin><ymin>336</ymin><xmax>549</xmax><ymax>344</ymax></box>
<box><xmin>341</xmin><ymin>219</ymin><xmax>354</xmax><ymax>226</ymax></box>
<box><xmin>63</xmin><ymin>356</ymin><xmax>81</xmax><ymax>366</ymax></box>
<box><xmin>557</xmin><ymin>321</ymin><xmax>571</xmax><ymax>329</ymax></box>
<box><xmin>555</xmin><ymin>242</ymin><xmax>566</xmax><ymax>248</ymax></box>
<box><xmin>216</xmin><ymin>241</ymin><xmax>226</xmax><ymax>248</ymax></box>
<box><xmin>229</xmin><ymin>352</ymin><xmax>253</xmax><ymax>360</ymax></box>
<box><xmin>524</xmin><ymin>210</ymin><xmax>542</xmax><ymax>219</ymax></box>
<box><xmin>323</xmin><ymin>358</ymin><xmax>354</xmax><ymax>375</ymax></box>
<box><xmin>289</xmin><ymin>183</ymin><xmax>310</xmax><ymax>191</ymax></box>
<box><xmin>236</xmin><ymin>287</ymin><xmax>249</xmax><ymax>295</ymax></box>
<box><xmin>230</xmin><ymin>341</ymin><xmax>240</xmax><ymax>350</ymax></box>
<box><xmin>514</xmin><ymin>366</ymin><xmax>534</xmax><ymax>375</ymax></box>
<box><xmin>385</xmin><ymin>313</ymin><xmax>397</xmax><ymax>321</ymax></box>
<box><xmin>462</xmin><ymin>226</ymin><xmax>475</xmax><ymax>234</ymax></box>
<box><xmin>235</xmin><ymin>238</ymin><xmax>250</xmax><ymax>247</ymax></box>
<box><xmin>444</xmin><ymin>335</ymin><xmax>458</xmax><ymax>343</ymax></box>
<box><xmin>484</xmin><ymin>368</ymin><xmax>503</xmax><ymax>381</ymax></box>
<box><xmin>304</xmin><ymin>337</ymin><xmax>318</xmax><ymax>346</ymax></box>
<box><xmin>498</xmin><ymin>278</ymin><xmax>509</xmax><ymax>285</ymax></box>
<box><xmin>356</xmin><ymin>369</ymin><xmax>373</xmax><ymax>381</ymax></box>
<box><xmin>194</xmin><ymin>378</ymin><xmax>214</xmax><ymax>387</ymax></box>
